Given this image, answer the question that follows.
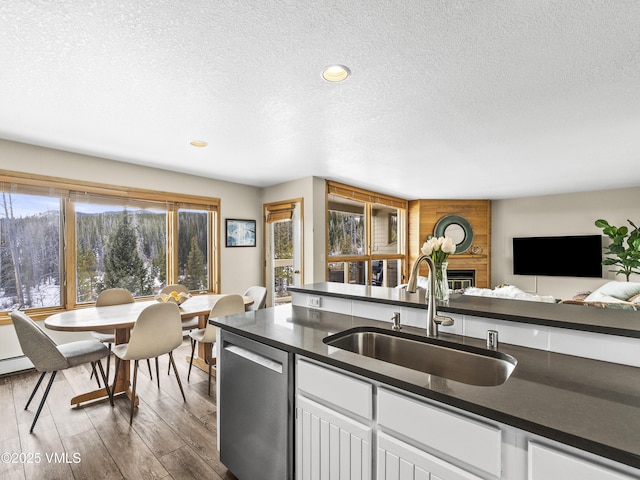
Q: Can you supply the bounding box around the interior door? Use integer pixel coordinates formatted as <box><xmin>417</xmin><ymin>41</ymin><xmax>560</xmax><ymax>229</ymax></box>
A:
<box><xmin>265</xmin><ymin>200</ymin><xmax>303</xmax><ymax>307</ymax></box>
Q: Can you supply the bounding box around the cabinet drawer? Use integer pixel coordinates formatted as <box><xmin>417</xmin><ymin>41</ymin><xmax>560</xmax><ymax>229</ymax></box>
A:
<box><xmin>528</xmin><ymin>442</ymin><xmax>637</xmax><ymax>480</ymax></box>
<box><xmin>378</xmin><ymin>388</ymin><xmax>501</xmax><ymax>477</ymax></box>
<box><xmin>297</xmin><ymin>358</ymin><xmax>372</xmax><ymax>420</ymax></box>
<box><xmin>378</xmin><ymin>432</ymin><xmax>483</xmax><ymax>480</ymax></box>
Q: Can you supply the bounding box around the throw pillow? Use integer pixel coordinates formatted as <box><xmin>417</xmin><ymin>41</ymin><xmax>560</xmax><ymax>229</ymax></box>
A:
<box><xmin>584</xmin><ymin>281</ymin><xmax>640</xmax><ymax>302</ymax></box>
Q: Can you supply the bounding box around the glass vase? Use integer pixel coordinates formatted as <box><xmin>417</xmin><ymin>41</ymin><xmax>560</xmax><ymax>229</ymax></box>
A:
<box><xmin>433</xmin><ymin>261</ymin><xmax>450</xmax><ymax>304</ymax></box>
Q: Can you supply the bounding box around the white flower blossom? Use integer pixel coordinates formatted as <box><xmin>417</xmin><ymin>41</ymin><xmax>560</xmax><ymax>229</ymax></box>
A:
<box><xmin>441</xmin><ymin>237</ymin><xmax>456</xmax><ymax>254</ymax></box>
<box><xmin>421</xmin><ymin>235</ymin><xmax>456</xmax><ymax>262</ymax></box>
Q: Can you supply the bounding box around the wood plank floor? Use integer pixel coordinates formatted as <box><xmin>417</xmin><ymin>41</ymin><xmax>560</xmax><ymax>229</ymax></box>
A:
<box><xmin>0</xmin><ymin>340</ymin><xmax>238</xmax><ymax>480</ymax></box>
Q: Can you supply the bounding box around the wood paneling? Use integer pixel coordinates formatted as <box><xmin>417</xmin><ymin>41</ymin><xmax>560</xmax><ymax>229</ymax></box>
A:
<box><xmin>408</xmin><ymin>200</ymin><xmax>491</xmax><ymax>288</ymax></box>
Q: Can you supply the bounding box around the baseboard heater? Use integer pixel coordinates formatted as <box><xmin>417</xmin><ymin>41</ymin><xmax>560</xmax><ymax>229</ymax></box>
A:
<box><xmin>0</xmin><ymin>356</ymin><xmax>34</xmax><ymax>376</ymax></box>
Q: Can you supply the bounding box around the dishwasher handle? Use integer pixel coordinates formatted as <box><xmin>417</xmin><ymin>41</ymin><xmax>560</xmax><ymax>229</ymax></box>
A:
<box><xmin>223</xmin><ymin>344</ymin><xmax>283</xmax><ymax>374</ymax></box>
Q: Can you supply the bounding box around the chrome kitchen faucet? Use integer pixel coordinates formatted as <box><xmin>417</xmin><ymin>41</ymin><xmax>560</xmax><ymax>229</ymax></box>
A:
<box><xmin>406</xmin><ymin>254</ymin><xmax>454</xmax><ymax>337</ymax></box>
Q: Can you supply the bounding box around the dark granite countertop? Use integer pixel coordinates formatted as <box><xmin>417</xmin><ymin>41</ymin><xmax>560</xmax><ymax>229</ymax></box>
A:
<box><xmin>289</xmin><ymin>283</ymin><xmax>640</xmax><ymax>338</ymax></box>
<box><xmin>212</xmin><ymin>305</ymin><xmax>640</xmax><ymax>470</ymax></box>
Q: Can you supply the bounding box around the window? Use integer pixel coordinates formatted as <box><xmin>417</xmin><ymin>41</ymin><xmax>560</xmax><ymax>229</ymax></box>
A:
<box><xmin>0</xmin><ymin>170</ymin><xmax>219</xmax><ymax>323</ymax></box>
<box><xmin>326</xmin><ymin>181</ymin><xmax>407</xmax><ymax>287</ymax></box>
<box><xmin>0</xmin><ymin>189</ymin><xmax>62</xmax><ymax>310</ymax></box>
<box><xmin>178</xmin><ymin>208</ymin><xmax>210</xmax><ymax>292</ymax></box>
<box><xmin>74</xmin><ymin>200</ymin><xmax>167</xmax><ymax>302</ymax></box>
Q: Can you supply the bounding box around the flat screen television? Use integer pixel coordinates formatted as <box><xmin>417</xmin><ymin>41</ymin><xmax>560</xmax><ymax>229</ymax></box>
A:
<box><xmin>512</xmin><ymin>235</ymin><xmax>602</xmax><ymax>278</ymax></box>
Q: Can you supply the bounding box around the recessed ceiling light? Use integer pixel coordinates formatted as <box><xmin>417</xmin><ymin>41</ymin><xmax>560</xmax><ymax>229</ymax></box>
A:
<box><xmin>322</xmin><ymin>65</ymin><xmax>351</xmax><ymax>82</ymax></box>
<box><xmin>190</xmin><ymin>140</ymin><xmax>208</xmax><ymax>147</ymax></box>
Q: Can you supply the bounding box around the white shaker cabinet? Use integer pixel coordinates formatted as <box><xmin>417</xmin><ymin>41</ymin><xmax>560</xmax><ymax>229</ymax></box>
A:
<box><xmin>528</xmin><ymin>442</ymin><xmax>638</xmax><ymax>480</ymax></box>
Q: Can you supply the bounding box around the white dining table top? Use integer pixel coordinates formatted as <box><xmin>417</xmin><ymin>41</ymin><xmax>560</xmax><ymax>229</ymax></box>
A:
<box><xmin>45</xmin><ymin>294</ymin><xmax>251</xmax><ymax>332</ymax></box>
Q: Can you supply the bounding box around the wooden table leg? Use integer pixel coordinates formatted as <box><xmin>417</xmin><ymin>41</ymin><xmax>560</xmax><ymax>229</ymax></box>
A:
<box><xmin>70</xmin><ymin>327</ymin><xmax>137</xmax><ymax>406</ymax></box>
<box><xmin>185</xmin><ymin>312</ymin><xmax>217</xmax><ymax>377</ymax></box>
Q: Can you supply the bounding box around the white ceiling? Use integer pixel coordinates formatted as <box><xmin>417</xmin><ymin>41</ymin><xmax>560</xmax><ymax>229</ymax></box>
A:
<box><xmin>1</xmin><ymin>1</ymin><xmax>638</xmax><ymax>200</ymax></box>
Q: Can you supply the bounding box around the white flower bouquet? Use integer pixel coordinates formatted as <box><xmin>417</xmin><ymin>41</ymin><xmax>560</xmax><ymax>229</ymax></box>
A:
<box><xmin>420</xmin><ymin>236</ymin><xmax>456</xmax><ymax>264</ymax></box>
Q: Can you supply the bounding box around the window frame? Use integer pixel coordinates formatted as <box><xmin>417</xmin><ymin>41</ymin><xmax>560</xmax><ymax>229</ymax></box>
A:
<box><xmin>326</xmin><ymin>181</ymin><xmax>408</xmax><ymax>286</ymax></box>
<box><xmin>0</xmin><ymin>169</ymin><xmax>220</xmax><ymax>324</ymax></box>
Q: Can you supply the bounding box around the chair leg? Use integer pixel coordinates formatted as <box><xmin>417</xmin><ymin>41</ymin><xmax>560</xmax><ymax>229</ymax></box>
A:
<box><xmin>169</xmin><ymin>352</ymin><xmax>186</xmax><ymax>402</ymax></box>
<box><xmin>105</xmin><ymin>343</ymin><xmax>112</xmax><ymax>384</ymax></box>
<box><xmin>91</xmin><ymin>362</ymin><xmax>101</xmax><ymax>388</ymax></box>
<box><xmin>111</xmin><ymin>356</ymin><xmax>121</xmax><ymax>399</ymax></box>
<box><xmin>187</xmin><ymin>338</ymin><xmax>196</xmax><ymax>382</ymax></box>
<box><xmin>130</xmin><ymin>360</ymin><xmax>139</xmax><ymax>425</ymax></box>
<box><xmin>29</xmin><ymin>371</ymin><xmax>57</xmax><ymax>434</ymax></box>
<box><xmin>95</xmin><ymin>360</ymin><xmax>113</xmax><ymax>406</ymax></box>
<box><xmin>155</xmin><ymin>357</ymin><xmax>160</xmax><ymax>388</ymax></box>
<box><xmin>90</xmin><ymin>343</ymin><xmax>111</xmax><ymax>385</ymax></box>
<box><xmin>208</xmin><ymin>354</ymin><xmax>212</xmax><ymax>397</ymax></box>
<box><xmin>25</xmin><ymin>372</ymin><xmax>47</xmax><ymax>410</ymax></box>
<box><xmin>146</xmin><ymin>358</ymin><xmax>153</xmax><ymax>380</ymax></box>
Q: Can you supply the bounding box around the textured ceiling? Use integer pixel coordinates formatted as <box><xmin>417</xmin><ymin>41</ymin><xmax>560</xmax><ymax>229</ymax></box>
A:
<box><xmin>0</xmin><ymin>1</ymin><xmax>638</xmax><ymax>199</ymax></box>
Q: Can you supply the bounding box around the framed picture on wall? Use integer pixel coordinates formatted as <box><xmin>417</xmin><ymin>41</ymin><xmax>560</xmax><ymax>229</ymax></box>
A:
<box><xmin>226</xmin><ymin>219</ymin><xmax>256</xmax><ymax>247</ymax></box>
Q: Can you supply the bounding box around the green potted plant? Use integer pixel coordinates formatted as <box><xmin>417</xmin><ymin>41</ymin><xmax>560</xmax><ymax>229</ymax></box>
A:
<box><xmin>595</xmin><ymin>219</ymin><xmax>640</xmax><ymax>281</ymax></box>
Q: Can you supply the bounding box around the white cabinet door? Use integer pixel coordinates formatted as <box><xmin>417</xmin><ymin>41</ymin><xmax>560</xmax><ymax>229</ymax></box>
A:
<box><xmin>529</xmin><ymin>442</ymin><xmax>637</xmax><ymax>480</ymax></box>
<box><xmin>296</xmin><ymin>395</ymin><xmax>372</xmax><ymax>480</ymax></box>
<box><xmin>378</xmin><ymin>388</ymin><xmax>502</xmax><ymax>478</ymax></box>
<box><xmin>377</xmin><ymin>433</ymin><xmax>482</xmax><ymax>480</ymax></box>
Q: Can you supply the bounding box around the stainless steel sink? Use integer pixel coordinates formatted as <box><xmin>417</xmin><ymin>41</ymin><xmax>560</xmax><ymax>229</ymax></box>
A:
<box><xmin>323</xmin><ymin>327</ymin><xmax>517</xmax><ymax>386</ymax></box>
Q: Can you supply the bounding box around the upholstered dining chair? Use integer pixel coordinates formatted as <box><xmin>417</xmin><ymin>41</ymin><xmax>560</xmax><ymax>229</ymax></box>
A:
<box><xmin>90</xmin><ymin>288</ymin><xmax>137</xmax><ymax>384</ymax></box>
<box><xmin>111</xmin><ymin>302</ymin><xmax>186</xmax><ymax>425</ymax></box>
<box><xmin>10</xmin><ymin>310</ymin><xmax>112</xmax><ymax>433</ymax></box>
<box><xmin>159</xmin><ymin>284</ymin><xmax>199</xmax><ymax>375</ymax></box>
<box><xmin>243</xmin><ymin>285</ymin><xmax>267</xmax><ymax>311</ymax></box>
<box><xmin>159</xmin><ymin>284</ymin><xmax>199</xmax><ymax>331</ymax></box>
<box><xmin>188</xmin><ymin>294</ymin><xmax>245</xmax><ymax>396</ymax></box>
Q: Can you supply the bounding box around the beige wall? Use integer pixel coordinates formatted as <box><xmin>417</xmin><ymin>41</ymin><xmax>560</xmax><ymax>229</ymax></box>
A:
<box><xmin>261</xmin><ymin>176</ymin><xmax>327</xmax><ymax>286</ymax></box>
<box><xmin>492</xmin><ymin>186</ymin><xmax>640</xmax><ymax>299</ymax></box>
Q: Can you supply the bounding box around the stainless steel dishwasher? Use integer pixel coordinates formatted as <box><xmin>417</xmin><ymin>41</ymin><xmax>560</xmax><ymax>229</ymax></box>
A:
<box><xmin>219</xmin><ymin>330</ymin><xmax>293</xmax><ymax>480</ymax></box>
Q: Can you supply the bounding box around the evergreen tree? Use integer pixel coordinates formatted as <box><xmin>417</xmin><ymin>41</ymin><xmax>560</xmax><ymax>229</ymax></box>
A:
<box><xmin>77</xmin><ymin>247</ymin><xmax>98</xmax><ymax>302</ymax></box>
<box><xmin>152</xmin><ymin>245</ymin><xmax>167</xmax><ymax>286</ymax></box>
<box><xmin>100</xmin><ymin>211</ymin><xmax>152</xmax><ymax>296</ymax></box>
<box><xmin>184</xmin><ymin>235</ymin><xmax>206</xmax><ymax>291</ymax></box>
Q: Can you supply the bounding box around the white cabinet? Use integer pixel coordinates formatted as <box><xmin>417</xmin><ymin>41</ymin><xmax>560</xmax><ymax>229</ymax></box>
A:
<box><xmin>295</xmin><ymin>357</ymin><xmax>640</xmax><ymax>480</ymax></box>
<box><xmin>296</xmin><ymin>358</ymin><xmax>373</xmax><ymax>480</ymax></box>
<box><xmin>378</xmin><ymin>388</ymin><xmax>502</xmax><ymax>478</ymax></box>
<box><xmin>528</xmin><ymin>442</ymin><xmax>637</xmax><ymax>480</ymax></box>
<box><xmin>296</xmin><ymin>358</ymin><xmax>497</xmax><ymax>480</ymax></box>
<box><xmin>296</xmin><ymin>396</ymin><xmax>372</xmax><ymax>480</ymax></box>
<box><xmin>378</xmin><ymin>432</ymin><xmax>482</xmax><ymax>480</ymax></box>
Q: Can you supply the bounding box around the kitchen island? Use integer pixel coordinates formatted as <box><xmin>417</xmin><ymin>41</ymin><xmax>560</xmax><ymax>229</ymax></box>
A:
<box><xmin>212</xmin><ymin>285</ymin><xmax>640</xmax><ymax>478</ymax></box>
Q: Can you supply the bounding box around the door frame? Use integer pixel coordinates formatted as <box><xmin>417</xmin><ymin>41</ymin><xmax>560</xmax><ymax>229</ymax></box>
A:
<box><xmin>263</xmin><ymin>198</ymin><xmax>304</xmax><ymax>307</ymax></box>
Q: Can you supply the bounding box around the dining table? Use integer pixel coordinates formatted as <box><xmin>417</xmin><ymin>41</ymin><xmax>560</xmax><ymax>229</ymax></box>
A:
<box><xmin>44</xmin><ymin>293</ymin><xmax>253</xmax><ymax>406</ymax></box>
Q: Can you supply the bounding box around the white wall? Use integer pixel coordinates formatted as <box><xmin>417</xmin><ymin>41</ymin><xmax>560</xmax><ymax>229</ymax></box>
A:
<box><xmin>492</xmin><ymin>186</ymin><xmax>640</xmax><ymax>300</ymax></box>
<box><xmin>0</xmin><ymin>139</ymin><xmax>263</xmax><ymax>365</ymax></box>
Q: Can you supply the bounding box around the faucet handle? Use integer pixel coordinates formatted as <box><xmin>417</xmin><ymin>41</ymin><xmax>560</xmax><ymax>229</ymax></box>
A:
<box><xmin>433</xmin><ymin>314</ymin><xmax>454</xmax><ymax>327</ymax></box>
<box><xmin>432</xmin><ymin>314</ymin><xmax>454</xmax><ymax>336</ymax></box>
<box><xmin>391</xmin><ymin>312</ymin><xmax>401</xmax><ymax>331</ymax></box>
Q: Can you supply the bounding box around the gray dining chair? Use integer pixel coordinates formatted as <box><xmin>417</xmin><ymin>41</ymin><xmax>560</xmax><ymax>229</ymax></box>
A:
<box><xmin>10</xmin><ymin>309</ymin><xmax>112</xmax><ymax>433</ymax></box>
<box><xmin>111</xmin><ymin>301</ymin><xmax>186</xmax><ymax>425</ymax></box>
<box><xmin>188</xmin><ymin>294</ymin><xmax>245</xmax><ymax>396</ymax></box>
<box><xmin>243</xmin><ymin>285</ymin><xmax>267</xmax><ymax>311</ymax></box>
